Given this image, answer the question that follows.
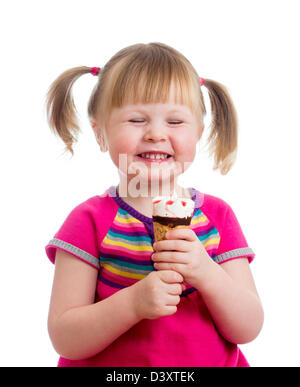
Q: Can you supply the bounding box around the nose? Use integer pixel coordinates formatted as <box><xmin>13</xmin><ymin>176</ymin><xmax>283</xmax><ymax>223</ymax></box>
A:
<box><xmin>143</xmin><ymin>124</ymin><xmax>167</xmax><ymax>142</ymax></box>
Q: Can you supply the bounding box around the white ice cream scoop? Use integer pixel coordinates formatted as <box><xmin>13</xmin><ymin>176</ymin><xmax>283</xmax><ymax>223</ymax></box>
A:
<box><xmin>152</xmin><ymin>193</ymin><xmax>194</xmax><ymax>218</ymax></box>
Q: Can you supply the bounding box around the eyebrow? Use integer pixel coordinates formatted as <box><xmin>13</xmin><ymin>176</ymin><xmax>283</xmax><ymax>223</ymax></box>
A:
<box><xmin>123</xmin><ymin>107</ymin><xmax>190</xmax><ymax>115</ymax></box>
<box><xmin>166</xmin><ymin>109</ymin><xmax>187</xmax><ymax>114</ymax></box>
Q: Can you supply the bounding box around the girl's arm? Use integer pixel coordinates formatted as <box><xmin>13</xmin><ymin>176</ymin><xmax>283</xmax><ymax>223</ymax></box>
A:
<box><xmin>48</xmin><ymin>250</ymin><xmax>184</xmax><ymax>361</ymax></box>
<box><xmin>196</xmin><ymin>257</ymin><xmax>264</xmax><ymax>344</ymax></box>
<box><xmin>153</xmin><ymin>229</ymin><xmax>264</xmax><ymax>345</ymax></box>
<box><xmin>48</xmin><ymin>250</ymin><xmax>142</xmax><ymax>361</ymax></box>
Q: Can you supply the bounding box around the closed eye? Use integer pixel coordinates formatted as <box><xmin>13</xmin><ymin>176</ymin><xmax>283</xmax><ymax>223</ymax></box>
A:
<box><xmin>168</xmin><ymin>121</ymin><xmax>183</xmax><ymax>125</ymax></box>
<box><xmin>128</xmin><ymin>119</ymin><xmax>183</xmax><ymax>125</ymax></box>
<box><xmin>129</xmin><ymin>119</ymin><xmax>145</xmax><ymax>123</ymax></box>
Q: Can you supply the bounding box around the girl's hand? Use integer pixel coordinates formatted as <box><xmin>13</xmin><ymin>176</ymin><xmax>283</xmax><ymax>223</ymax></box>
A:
<box><xmin>152</xmin><ymin>228</ymin><xmax>214</xmax><ymax>289</ymax></box>
<box><xmin>131</xmin><ymin>270</ymin><xmax>185</xmax><ymax>320</ymax></box>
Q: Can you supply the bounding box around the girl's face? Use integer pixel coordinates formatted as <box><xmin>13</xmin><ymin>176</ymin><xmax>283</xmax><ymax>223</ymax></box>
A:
<box><xmin>98</xmin><ymin>84</ymin><xmax>203</xmax><ymax>190</ymax></box>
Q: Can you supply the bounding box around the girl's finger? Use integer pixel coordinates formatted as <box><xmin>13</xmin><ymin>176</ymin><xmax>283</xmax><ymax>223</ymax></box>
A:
<box><xmin>166</xmin><ymin>295</ymin><xmax>181</xmax><ymax>306</ymax></box>
<box><xmin>166</xmin><ymin>228</ymin><xmax>197</xmax><ymax>241</ymax></box>
<box><xmin>152</xmin><ymin>251</ymin><xmax>187</xmax><ymax>263</ymax></box>
<box><xmin>153</xmin><ymin>239</ymin><xmax>189</xmax><ymax>252</ymax></box>
<box><xmin>166</xmin><ymin>282</ymin><xmax>183</xmax><ymax>295</ymax></box>
<box><xmin>154</xmin><ymin>262</ymin><xmax>183</xmax><ymax>272</ymax></box>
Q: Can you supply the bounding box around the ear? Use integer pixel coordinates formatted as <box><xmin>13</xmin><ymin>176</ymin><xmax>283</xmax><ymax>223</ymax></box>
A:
<box><xmin>91</xmin><ymin>119</ymin><xmax>108</xmax><ymax>153</ymax></box>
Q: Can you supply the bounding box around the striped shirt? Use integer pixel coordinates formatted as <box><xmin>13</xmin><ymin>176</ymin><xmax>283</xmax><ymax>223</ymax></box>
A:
<box><xmin>45</xmin><ymin>185</ymin><xmax>255</xmax><ymax>367</ymax></box>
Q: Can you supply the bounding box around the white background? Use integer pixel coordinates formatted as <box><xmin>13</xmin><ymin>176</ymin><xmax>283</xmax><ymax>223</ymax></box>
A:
<box><xmin>1</xmin><ymin>0</ymin><xmax>299</xmax><ymax>367</ymax></box>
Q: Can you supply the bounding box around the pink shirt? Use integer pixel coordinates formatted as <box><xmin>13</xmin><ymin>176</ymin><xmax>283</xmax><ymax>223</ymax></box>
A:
<box><xmin>45</xmin><ymin>186</ymin><xmax>255</xmax><ymax>367</ymax></box>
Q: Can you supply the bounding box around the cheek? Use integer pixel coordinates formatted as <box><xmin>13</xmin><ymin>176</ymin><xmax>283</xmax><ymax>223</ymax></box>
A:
<box><xmin>109</xmin><ymin>132</ymin><xmax>138</xmax><ymax>169</ymax></box>
<box><xmin>173</xmin><ymin>136</ymin><xmax>197</xmax><ymax>162</ymax></box>
<box><xmin>115</xmin><ymin>132</ymin><xmax>136</xmax><ymax>151</ymax></box>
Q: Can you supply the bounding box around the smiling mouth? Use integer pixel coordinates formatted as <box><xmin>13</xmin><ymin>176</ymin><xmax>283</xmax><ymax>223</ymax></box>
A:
<box><xmin>137</xmin><ymin>155</ymin><xmax>172</xmax><ymax>164</ymax></box>
<box><xmin>136</xmin><ymin>153</ymin><xmax>172</xmax><ymax>162</ymax></box>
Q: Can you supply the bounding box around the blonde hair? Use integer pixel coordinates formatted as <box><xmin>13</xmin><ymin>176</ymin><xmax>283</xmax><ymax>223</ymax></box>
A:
<box><xmin>46</xmin><ymin>42</ymin><xmax>238</xmax><ymax>175</ymax></box>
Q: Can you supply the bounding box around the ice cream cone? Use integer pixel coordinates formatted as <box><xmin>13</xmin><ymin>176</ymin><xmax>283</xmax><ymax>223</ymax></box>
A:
<box><xmin>153</xmin><ymin>217</ymin><xmax>192</xmax><ymax>242</ymax></box>
<box><xmin>152</xmin><ymin>192</ymin><xmax>194</xmax><ymax>242</ymax></box>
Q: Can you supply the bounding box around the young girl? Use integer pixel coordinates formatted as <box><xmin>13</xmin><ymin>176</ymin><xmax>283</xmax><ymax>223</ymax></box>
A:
<box><xmin>45</xmin><ymin>42</ymin><xmax>263</xmax><ymax>367</ymax></box>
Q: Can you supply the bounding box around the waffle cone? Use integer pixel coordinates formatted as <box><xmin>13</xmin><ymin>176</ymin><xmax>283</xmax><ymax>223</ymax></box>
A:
<box><xmin>153</xmin><ymin>221</ymin><xmax>190</xmax><ymax>242</ymax></box>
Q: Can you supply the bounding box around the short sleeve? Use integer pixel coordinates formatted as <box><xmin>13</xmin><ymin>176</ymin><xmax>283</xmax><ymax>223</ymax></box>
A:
<box><xmin>45</xmin><ymin>202</ymin><xmax>100</xmax><ymax>270</ymax></box>
<box><xmin>214</xmin><ymin>203</ymin><xmax>255</xmax><ymax>264</ymax></box>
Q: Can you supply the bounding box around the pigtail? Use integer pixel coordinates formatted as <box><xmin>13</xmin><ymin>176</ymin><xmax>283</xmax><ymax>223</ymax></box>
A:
<box><xmin>203</xmin><ymin>79</ymin><xmax>238</xmax><ymax>175</ymax></box>
<box><xmin>46</xmin><ymin>66</ymin><xmax>92</xmax><ymax>156</ymax></box>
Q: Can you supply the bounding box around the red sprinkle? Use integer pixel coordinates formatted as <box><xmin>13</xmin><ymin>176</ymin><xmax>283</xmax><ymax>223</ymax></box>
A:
<box><xmin>153</xmin><ymin>200</ymin><xmax>161</xmax><ymax>204</ymax></box>
<box><xmin>166</xmin><ymin>200</ymin><xmax>174</xmax><ymax>205</ymax></box>
<box><xmin>181</xmin><ymin>201</ymin><xmax>187</xmax><ymax>206</ymax></box>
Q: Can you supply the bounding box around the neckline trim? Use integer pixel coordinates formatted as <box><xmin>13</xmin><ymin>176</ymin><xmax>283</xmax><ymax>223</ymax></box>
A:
<box><xmin>108</xmin><ymin>185</ymin><xmax>201</xmax><ymax>224</ymax></box>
